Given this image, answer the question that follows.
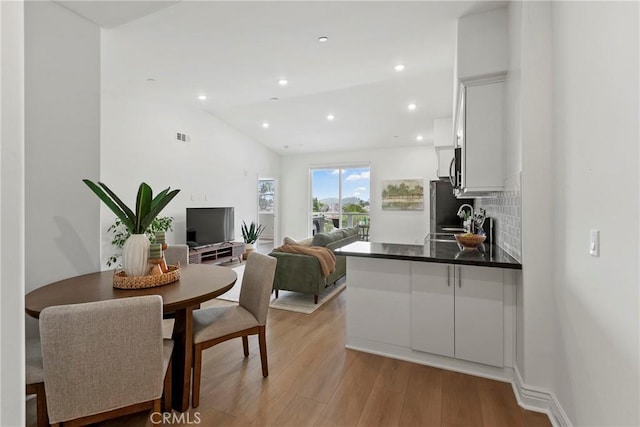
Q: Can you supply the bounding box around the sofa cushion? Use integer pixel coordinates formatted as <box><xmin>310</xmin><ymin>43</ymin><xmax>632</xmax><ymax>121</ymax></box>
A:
<box><xmin>312</xmin><ymin>229</ymin><xmax>344</xmax><ymax>247</ymax></box>
<box><xmin>283</xmin><ymin>236</ymin><xmax>314</xmax><ymax>246</ymax></box>
<box><xmin>343</xmin><ymin>227</ymin><xmax>359</xmax><ymax>237</ymax></box>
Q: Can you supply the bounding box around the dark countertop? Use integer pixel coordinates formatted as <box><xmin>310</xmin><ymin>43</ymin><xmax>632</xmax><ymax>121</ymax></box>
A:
<box><xmin>334</xmin><ymin>241</ymin><xmax>522</xmax><ymax>270</ymax></box>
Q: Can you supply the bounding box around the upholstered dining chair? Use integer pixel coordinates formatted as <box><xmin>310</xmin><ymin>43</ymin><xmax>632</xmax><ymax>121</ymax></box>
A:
<box><xmin>165</xmin><ymin>244</ymin><xmax>189</xmax><ymax>266</ymax></box>
<box><xmin>191</xmin><ymin>252</ymin><xmax>277</xmax><ymax>408</ymax></box>
<box><xmin>39</xmin><ymin>295</ymin><xmax>173</xmax><ymax>426</ymax></box>
<box><xmin>26</xmin><ymin>336</ymin><xmax>48</xmax><ymax>427</ymax></box>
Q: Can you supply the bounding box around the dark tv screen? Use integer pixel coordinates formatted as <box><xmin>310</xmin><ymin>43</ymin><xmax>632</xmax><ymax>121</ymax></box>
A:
<box><xmin>186</xmin><ymin>207</ymin><xmax>234</xmax><ymax>248</ymax></box>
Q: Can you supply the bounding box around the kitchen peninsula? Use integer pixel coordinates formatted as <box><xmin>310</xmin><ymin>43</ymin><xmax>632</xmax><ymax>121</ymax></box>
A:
<box><xmin>335</xmin><ymin>241</ymin><xmax>521</xmax><ymax>381</ymax></box>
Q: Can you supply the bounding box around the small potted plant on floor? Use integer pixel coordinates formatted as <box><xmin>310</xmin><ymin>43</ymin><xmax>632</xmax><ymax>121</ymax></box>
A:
<box><xmin>241</xmin><ymin>220</ymin><xmax>265</xmax><ymax>260</ymax></box>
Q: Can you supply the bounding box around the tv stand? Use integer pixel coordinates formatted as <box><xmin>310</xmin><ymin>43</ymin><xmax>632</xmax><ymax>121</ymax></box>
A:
<box><xmin>188</xmin><ymin>242</ymin><xmax>245</xmax><ymax>265</ymax></box>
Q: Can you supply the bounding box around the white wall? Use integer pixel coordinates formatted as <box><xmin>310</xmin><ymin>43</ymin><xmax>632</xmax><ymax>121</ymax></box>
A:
<box><xmin>457</xmin><ymin>7</ymin><xmax>509</xmax><ymax>82</ymax></box>
<box><xmin>551</xmin><ymin>2</ymin><xmax>639</xmax><ymax>425</ymax></box>
<box><xmin>99</xmin><ymin>93</ymin><xmax>281</xmax><ymax>265</ymax></box>
<box><xmin>24</xmin><ymin>0</ymin><xmax>102</xmax><ymax>298</ymax></box>
<box><xmin>24</xmin><ymin>0</ymin><xmax>102</xmax><ymax>292</ymax></box>
<box><xmin>1</xmin><ymin>1</ymin><xmax>25</xmax><ymax>424</ymax></box>
<box><xmin>280</xmin><ymin>146</ymin><xmax>438</xmax><ymax>245</ymax></box>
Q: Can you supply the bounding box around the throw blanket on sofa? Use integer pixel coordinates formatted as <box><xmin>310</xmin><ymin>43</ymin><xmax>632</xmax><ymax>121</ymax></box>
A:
<box><xmin>276</xmin><ymin>244</ymin><xmax>336</xmax><ymax>277</ymax></box>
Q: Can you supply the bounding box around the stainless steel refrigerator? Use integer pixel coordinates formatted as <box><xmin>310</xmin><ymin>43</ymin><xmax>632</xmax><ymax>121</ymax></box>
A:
<box><xmin>429</xmin><ymin>179</ymin><xmax>471</xmax><ymax>233</ymax></box>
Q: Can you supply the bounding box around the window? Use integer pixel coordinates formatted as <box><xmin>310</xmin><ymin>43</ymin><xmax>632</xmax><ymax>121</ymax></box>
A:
<box><xmin>310</xmin><ymin>165</ymin><xmax>370</xmax><ymax>235</ymax></box>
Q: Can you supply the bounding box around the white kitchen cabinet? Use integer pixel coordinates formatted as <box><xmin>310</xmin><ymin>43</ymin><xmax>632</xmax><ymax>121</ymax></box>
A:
<box><xmin>410</xmin><ymin>263</ymin><xmax>454</xmax><ymax>357</ymax></box>
<box><xmin>451</xmin><ymin>7</ymin><xmax>507</xmax><ymax>198</ymax></box>
<box><xmin>453</xmin><ymin>265</ymin><xmax>504</xmax><ymax>367</ymax></box>
<box><xmin>410</xmin><ymin>262</ymin><xmax>504</xmax><ymax>367</ymax></box>
<box><xmin>434</xmin><ymin>116</ymin><xmax>455</xmax><ymax>179</ymax></box>
<box><xmin>347</xmin><ymin>257</ymin><xmax>412</xmax><ymax>347</ymax></box>
<box><xmin>437</xmin><ymin>148</ymin><xmax>454</xmax><ymax>179</ymax></box>
<box><xmin>454</xmin><ymin>78</ymin><xmax>505</xmax><ymax>197</ymax></box>
<box><xmin>434</xmin><ymin>117</ymin><xmax>453</xmax><ymax>148</ymax></box>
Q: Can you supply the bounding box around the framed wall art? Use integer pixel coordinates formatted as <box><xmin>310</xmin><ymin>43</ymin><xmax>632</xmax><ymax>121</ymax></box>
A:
<box><xmin>381</xmin><ymin>179</ymin><xmax>424</xmax><ymax>211</ymax></box>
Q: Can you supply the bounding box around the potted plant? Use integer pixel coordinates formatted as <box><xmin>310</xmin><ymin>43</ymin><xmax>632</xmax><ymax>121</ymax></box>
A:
<box><xmin>83</xmin><ymin>180</ymin><xmax>180</xmax><ymax>276</ymax></box>
<box><xmin>240</xmin><ymin>220</ymin><xmax>265</xmax><ymax>260</ymax></box>
<box><xmin>106</xmin><ymin>216</ymin><xmax>174</xmax><ymax>268</ymax></box>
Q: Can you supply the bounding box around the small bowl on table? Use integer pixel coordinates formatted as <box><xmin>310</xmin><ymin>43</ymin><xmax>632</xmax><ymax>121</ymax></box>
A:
<box><xmin>454</xmin><ymin>233</ymin><xmax>486</xmax><ymax>250</ymax></box>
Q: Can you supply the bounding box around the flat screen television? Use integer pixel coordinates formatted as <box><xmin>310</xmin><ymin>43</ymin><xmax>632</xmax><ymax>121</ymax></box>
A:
<box><xmin>186</xmin><ymin>207</ymin><xmax>234</xmax><ymax>248</ymax></box>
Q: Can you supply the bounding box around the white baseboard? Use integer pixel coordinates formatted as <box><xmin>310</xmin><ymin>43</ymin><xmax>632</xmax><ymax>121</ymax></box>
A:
<box><xmin>512</xmin><ymin>365</ymin><xmax>572</xmax><ymax>427</ymax></box>
<box><xmin>347</xmin><ymin>336</ymin><xmax>514</xmax><ymax>382</ymax></box>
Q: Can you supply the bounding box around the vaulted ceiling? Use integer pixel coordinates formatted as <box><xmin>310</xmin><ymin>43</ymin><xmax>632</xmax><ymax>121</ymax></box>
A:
<box><xmin>61</xmin><ymin>1</ymin><xmax>507</xmax><ymax>155</ymax></box>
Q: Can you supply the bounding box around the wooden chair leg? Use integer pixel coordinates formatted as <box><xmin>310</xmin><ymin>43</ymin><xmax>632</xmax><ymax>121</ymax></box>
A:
<box><xmin>192</xmin><ymin>343</ymin><xmax>202</xmax><ymax>408</ymax></box>
<box><xmin>28</xmin><ymin>383</ymin><xmax>49</xmax><ymax>427</ymax></box>
<box><xmin>242</xmin><ymin>336</ymin><xmax>249</xmax><ymax>357</ymax></box>
<box><xmin>152</xmin><ymin>399</ymin><xmax>162</xmax><ymax>425</ymax></box>
<box><xmin>314</xmin><ymin>294</ymin><xmax>319</xmax><ymax>304</ymax></box>
<box><xmin>163</xmin><ymin>358</ymin><xmax>172</xmax><ymax>412</ymax></box>
<box><xmin>275</xmin><ymin>289</ymin><xmax>279</xmax><ymax>299</ymax></box>
<box><xmin>258</xmin><ymin>326</ymin><xmax>268</xmax><ymax>377</ymax></box>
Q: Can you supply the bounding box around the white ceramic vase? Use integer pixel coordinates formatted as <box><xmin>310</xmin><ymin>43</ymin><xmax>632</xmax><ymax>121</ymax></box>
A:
<box><xmin>122</xmin><ymin>234</ymin><xmax>150</xmax><ymax>277</ymax></box>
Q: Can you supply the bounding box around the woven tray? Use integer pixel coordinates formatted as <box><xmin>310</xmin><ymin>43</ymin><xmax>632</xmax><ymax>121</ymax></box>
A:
<box><xmin>113</xmin><ymin>265</ymin><xmax>181</xmax><ymax>290</ymax></box>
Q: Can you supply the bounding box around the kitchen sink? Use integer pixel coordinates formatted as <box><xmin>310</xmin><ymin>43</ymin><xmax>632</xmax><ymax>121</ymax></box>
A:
<box><xmin>424</xmin><ymin>233</ymin><xmax>459</xmax><ymax>243</ymax></box>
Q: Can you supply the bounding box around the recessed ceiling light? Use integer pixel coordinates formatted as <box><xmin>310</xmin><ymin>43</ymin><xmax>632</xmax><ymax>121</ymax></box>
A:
<box><xmin>270</xmin><ymin>97</ymin><xmax>279</xmax><ymax>101</ymax></box>
<box><xmin>198</xmin><ymin>95</ymin><xmax>207</xmax><ymax>100</ymax></box>
<box><xmin>416</xmin><ymin>135</ymin><xmax>424</xmax><ymax>141</ymax></box>
<box><xmin>278</xmin><ymin>79</ymin><xmax>288</xmax><ymax>86</ymax></box>
<box><xmin>408</xmin><ymin>103</ymin><xmax>417</xmax><ymax>111</ymax></box>
<box><xmin>394</xmin><ymin>64</ymin><xmax>405</xmax><ymax>72</ymax></box>
<box><xmin>146</xmin><ymin>78</ymin><xmax>156</xmax><ymax>82</ymax></box>
<box><xmin>318</xmin><ymin>36</ymin><xmax>329</xmax><ymax>42</ymax></box>
<box><xmin>327</xmin><ymin>114</ymin><xmax>335</xmax><ymax>121</ymax></box>
<box><xmin>283</xmin><ymin>145</ymin><xmax>289</xmax><ymax>149</ymax></box>
<box><xmin>262</xmin><ymin>122</ymin><xmax>270</xmax><ymax>128</ymax></box>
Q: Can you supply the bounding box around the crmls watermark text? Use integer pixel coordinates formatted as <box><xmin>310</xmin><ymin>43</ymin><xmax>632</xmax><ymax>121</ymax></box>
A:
<box><xmin>150</xmin><ymin>412</ymin><xmax>201</xmax><ymax>425</ymax></box>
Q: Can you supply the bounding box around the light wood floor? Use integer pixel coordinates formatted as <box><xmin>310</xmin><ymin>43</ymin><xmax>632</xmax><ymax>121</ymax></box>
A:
<box><xmin>27</xmin><ymin>290</ymin><xmax>551</xmax><ymax>427</ymax></box>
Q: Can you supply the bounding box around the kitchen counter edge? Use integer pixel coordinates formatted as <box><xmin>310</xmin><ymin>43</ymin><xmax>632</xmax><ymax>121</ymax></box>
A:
<box><xmin>334</xmin><ymin>241</ymin><xmax>522</xmax><ymax>270</ymax></box>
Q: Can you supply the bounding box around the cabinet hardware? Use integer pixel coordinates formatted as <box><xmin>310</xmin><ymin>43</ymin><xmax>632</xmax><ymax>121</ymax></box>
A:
<box><xmin>447</xmin><ymin>265</ymin><xmax>451</xmax><ymax>287</ymax></box>
<box><xmin>448</xmin><ymin>157</ymin><xmax>455</xmax><ymax>187</ymax></box>
<box><xmin>458</xmin><ymin>266</ymin><xmax>462</xmax><ymax>288</ymax></box>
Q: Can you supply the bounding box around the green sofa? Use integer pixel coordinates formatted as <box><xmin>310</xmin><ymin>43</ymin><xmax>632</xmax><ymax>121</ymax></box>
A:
<box><xmin>269</xmin><ymin>227</ymin><xmax>360</xmax><ymax>304</ymax></box>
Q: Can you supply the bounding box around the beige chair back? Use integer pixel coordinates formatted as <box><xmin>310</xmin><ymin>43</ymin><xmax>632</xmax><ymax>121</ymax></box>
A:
<box><xmin>40</xmin><ymin>295</ymin><xmax>165</xmax><ymax>424</ymax></box>
<box><xmin>239</xmin><ymin>252</ymin><xmax>277</xmax><ymax>325</ymax></box>
<box><xmin>165</xmin><ymin>244</ymin><xmax>189</xmax><ymax>265</ymax></box>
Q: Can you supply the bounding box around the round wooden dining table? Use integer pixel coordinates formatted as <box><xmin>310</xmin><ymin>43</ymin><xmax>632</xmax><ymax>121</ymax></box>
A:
<box><xmin>25</xmin><ymin>263</ymin><xmax>237</xmax><ymax>412</ymax></box>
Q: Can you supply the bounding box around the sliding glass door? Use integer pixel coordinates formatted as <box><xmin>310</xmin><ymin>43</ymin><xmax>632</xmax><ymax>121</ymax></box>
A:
<box><xmin>310</xmin><ymin>165</ymin><xmax>370</xmax><ymax>235</ymax></box>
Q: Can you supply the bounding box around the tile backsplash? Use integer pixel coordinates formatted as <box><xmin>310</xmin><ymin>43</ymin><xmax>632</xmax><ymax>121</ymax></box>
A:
<box><xmin>475</xmin><ymin>191</ymin><xmax>522</xmax><ymax>262</ymax></box>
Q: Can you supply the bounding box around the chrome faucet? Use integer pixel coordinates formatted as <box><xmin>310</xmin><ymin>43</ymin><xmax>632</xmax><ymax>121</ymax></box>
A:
<box><xmin>457</xmin><ymin>204</ymin><xmax>474</xmax><ymax>233</ymax></box>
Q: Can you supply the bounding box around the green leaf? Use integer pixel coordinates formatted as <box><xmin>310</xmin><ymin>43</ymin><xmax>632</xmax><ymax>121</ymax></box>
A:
<box><xmin>241</xmin><ymin>220</ymin><xmax>264</xmax><ymax>244</ymax></box>
<box><xmin>150</xmin><ymin>188</ymin><xmax>169</xmax><ymax>211</ymax></box>
<box><xmin>97</xmin><ymin>182</ymin><xmax>136</xmax><ymax>228</ymax></box>
<box><xmin>85</xmin><ymin>179</ymin><xmax>180</xmax><ymax>239</ymax></box>
<box><xmin>139</xmin><ymin>189</ymin><xmax>180</xmax><ymax>232</ymax></box>
<box><xmin>134</xmin><ymin>183</ymin><xmax>153</xmax><ymax>233</ymax></box>
<box><xmin>83</xmin><ymin>179</ymin><xmax>134</xmax><ymax>231</ymax></box>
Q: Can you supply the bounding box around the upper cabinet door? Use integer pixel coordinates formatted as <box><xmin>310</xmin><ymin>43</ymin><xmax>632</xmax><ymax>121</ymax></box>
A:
<box><xmin>452</xmin><ymin>7</ymin><xmax>508</xmax><ymax>198</ymax></box>
<box><xmin>462</xmin><ymin>80</ymin><xmax>505</xmax><ymax>193</ymax></box>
